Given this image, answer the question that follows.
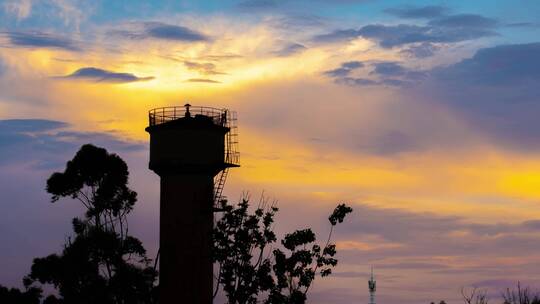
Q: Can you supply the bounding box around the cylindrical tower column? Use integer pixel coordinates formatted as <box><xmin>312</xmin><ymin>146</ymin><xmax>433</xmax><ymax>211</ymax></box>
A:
<box><xmin>159</xmin><ymin>173</ymin><xmax>214</xmax><ymax>303</ymax></box>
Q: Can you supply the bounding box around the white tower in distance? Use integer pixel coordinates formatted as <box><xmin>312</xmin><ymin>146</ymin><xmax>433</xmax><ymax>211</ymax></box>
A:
<box><xmin>368</xmin><ymin>266</ymin><xmax>376</xmax><ymax>304</ymax></box>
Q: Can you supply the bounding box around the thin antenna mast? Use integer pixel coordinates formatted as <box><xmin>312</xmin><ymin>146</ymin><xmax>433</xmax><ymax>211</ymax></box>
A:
<box><xmin>368</xmin><ymin>266</ymin><xmax>376</xmax><ymax>304</ymax></box>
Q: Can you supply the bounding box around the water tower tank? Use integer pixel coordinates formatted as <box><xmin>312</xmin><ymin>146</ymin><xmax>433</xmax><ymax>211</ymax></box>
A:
<box><xmin>146</xmin><ymin>104</ymin><xmax>239</xmax><ymax>304</ymax></box>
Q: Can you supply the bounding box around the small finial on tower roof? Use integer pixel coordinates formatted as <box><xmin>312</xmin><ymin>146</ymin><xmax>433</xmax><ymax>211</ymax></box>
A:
<box><xmin>184</xmin><ymin>103</ymin><xmax>191</xmax><ymax>118</ymax></box>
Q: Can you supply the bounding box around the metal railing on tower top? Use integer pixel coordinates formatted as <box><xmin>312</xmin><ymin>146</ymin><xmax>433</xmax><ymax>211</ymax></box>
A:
<box><xmin>149</xmin><ymin>106</ymin><xmax>228</xmax><ymax>127</ymax></box>
<box><xmin>148</xmin><ymin>105</ymin><xmax>240</xmax><ymax>167</ymax></box>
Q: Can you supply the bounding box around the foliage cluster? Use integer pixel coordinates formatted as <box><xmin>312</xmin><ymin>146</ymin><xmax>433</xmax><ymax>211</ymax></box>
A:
<box><xmin>22</xmin><ymin>145</ymin><xmax>157</xmax><ymax>303</ymax></box>
<box><xmin>213</xmin><ymin>198</ymin><xmax>352</xmax><ymax>304</ymax></box>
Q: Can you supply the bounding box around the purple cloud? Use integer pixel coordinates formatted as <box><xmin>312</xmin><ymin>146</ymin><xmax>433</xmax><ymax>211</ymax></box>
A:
<box><xmin>385</xmin><ymin>5</ymin><xmax>449</xmax><ymax>19</ymax></box>
<box><xmin>110</xmin><ymin>22</ymin><xmax>208</xmax><ymax>42</ymax></box>
<box><xmin>358</xmin><ymin>23</ymin><xmax>497</xmax><ymax>48</ymax></box>
<box><xmin>326</xmin><ymin>61</ymin><xmax>427</xmax><ymax>89</ymax></box>
<box><xmin>400</xmin><ymin>43</ymin><xmax>439</xmax><ymax>58</ymax></box>
<box><xmin>186</xmin><ymin>78</ymin><xmax>221</xmax><ymax>83</ymax></box>
<box><xmin>183</xmin><ymin>61</ymin><xmax>225</xmax><ymax>75</ymax></box>
<box><xmin>145</xmin><ymin>22</ymin><xmax>208</xmax><ymax>41</ymax></box>
<box><xmin>274</xmin><ymin>42</ymin><xmax>307</xmax><ymax>56</ymax></box>
<box><xmin>371</xmin><ymin>62</ymin><xmax>407</xmax><ymax>76</ymax></box>
<box><xmin>313</xmin><ymin>12</ymin><xmax>498</xmax><ymax>48</ymax></box>
<box><xmin>312</xmin><ymin>29</ymin><xmax>361</xmax><ymax>43</ymax></box>
<box><xmin>429</xmin><ymin>14</ymin><xmax>498</xmax><ymax>28</ymax></box>
<box><xmin>5</xmin><ymin>31</ymin><xmax>80</xmax><ymax>51</ymax></box>
<box><xmin>61</xmin><ymin>67</ymin><xmax>154</xmax><ymax>83</ymax></box>
<box><xmin>323</xmin><ymin>61</ymin><xmax>364</xmax><ymax>77</ymax></box>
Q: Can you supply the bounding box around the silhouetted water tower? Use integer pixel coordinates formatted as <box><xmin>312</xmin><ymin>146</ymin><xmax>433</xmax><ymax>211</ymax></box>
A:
<box><xmin>146</xmin><ymin>104</ymin><xmax>239</xmax><ymax>304</ymax></box>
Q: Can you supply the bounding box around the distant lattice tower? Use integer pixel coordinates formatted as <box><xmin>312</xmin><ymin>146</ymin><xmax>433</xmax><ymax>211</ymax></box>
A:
<box><xmin>146</xmin><ymin>104</ymin><xmax>239</xmax><ymax>304</ymax></box>
<box><xmin>369</xmin><ymin>266</ymin><xmax>377</xmax><ymax>304</ymax></box>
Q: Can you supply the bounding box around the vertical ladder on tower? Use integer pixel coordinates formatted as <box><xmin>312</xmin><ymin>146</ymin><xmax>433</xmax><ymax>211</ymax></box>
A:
<box><xmin>213</xmin><ymin>168</ymin><xmax>229</xmax><ymax>209</ymax></box>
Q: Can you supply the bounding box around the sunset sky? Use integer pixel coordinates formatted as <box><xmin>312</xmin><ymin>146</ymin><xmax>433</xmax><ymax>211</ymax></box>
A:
<box><xmin>1</xmin><ymin>0</ymin><xmax>540</xmax><ymax>303</ymax></box>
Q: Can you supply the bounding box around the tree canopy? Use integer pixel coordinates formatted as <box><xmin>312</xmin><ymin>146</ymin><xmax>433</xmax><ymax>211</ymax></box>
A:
<box><xmin>24</xmin><ymin>144</ymin><xmax>157</xmax><ymax>303</ymax></box>
<box><xmin>213</xmin><ymin>198</ymin><xmax>352</xmax><ymax>304</ymax></box>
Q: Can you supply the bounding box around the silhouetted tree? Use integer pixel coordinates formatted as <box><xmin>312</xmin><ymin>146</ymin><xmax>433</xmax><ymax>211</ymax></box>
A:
<box><xmin>23</xmin><ymin>144</ymin><xmax>157</xmax><ymax>303</ymax></box>
<box><xmin>502</xmin><ymin>282</ymin><xmax>540</xmax><ymax>304</ymax></box>
<box><xmin>212</xmin><ymin>196</ymin><xmax>352</xmax><ymax>304</ymax></box>
<box><xmin>462</xmin><ymin>287</ymin><xmax>489</xmax><ymax>304</ymax></box>
<box><xmin>0</xmin><ymin>285</ymin><xmax>42</xmax><ymax>304</ymax></box>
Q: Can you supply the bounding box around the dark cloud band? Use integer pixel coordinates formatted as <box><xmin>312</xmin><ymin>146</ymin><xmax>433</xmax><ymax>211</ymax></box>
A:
<box><xmin>60</xmin><ymin>67</ymin><xmax>154</xmax><ymax>83</ymax></box>
<box><xmin>313</xmin><ymin>12</ymin><xmax>498</xmax><ymax>48</ymax></box>
<box><xmin>4</xmin><ymin>31</ymin><xmax>80</xmax><ymax>51</ymax></box>
<box><xmin>384</xmin><ymin>5</ymin><xmax>449</xmax><ymax>19</ymax></box>
<box><xmin>186</xmin><ymin>78</ymin><xmax>221</xmax><ymax>83</ymax></box>
<box><xmin>110</xmin><ymin>22</ymin><xmax>208</xmax><ymax>42</ymax></box>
